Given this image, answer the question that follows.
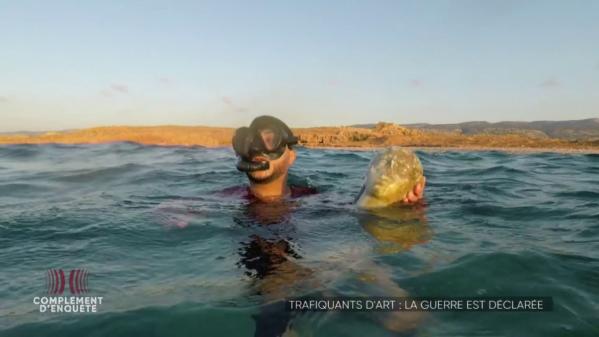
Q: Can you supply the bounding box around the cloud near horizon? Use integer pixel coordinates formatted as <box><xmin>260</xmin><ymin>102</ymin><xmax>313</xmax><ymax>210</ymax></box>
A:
<box><xmin>110</xmin><ymin>84</ymin><xmax>129</xmax><ymax>94</ymax></box>
<box><xmin>539</xmin><ymin>78</ymin><xmax>560</xmax><ymax>88</ymax></box>
<box><xmin>410</xmin><ymin>79</ymin><xmax>422</xmax><ymax>87</ymax></box>
<box><xmin>99</xmin><ymin>83</ymin><xmax>130</xmax><ymax>98</ymax></box>
<box><xmin>221</xmin><ymin>96</ymin><xmax>233</xmax><ymax>105</ymax></box>
<box><xmin>221</xmin><ymin>96</ymin><xmax>248</xmax><ymax>113</ymax></box>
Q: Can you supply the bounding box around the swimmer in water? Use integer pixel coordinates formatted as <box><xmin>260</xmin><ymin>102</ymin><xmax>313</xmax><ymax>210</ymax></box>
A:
<box><xmin>233</xmin><ymin>116</ymin><xmax>429</xmax><ymax>337</ymax></box>
<box><xmin>233</xmin><ymin>116</ymin><xmax>315</xmax><ymax>337</ymax></box>
<box><xmin>232</xmin><ymin>115</ymin><xmax>303</xmax><ymax>202</ymax></box>
<box><xmin>233</xmin><ymin>115</ymin><xmax>426</xmax><ymax>203</ymax></box>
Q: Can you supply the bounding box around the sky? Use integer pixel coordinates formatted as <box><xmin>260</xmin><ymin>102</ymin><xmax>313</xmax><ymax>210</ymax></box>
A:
<box><xmin>0</xmin><ymin>0</ymin><xmax>598</xmax><ymax>132</ymax></box>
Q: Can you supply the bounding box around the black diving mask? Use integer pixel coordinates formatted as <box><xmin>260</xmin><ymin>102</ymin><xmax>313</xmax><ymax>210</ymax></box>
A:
<box><xmin>232</xmin><ymin>124</ymin><xmax>298</xmax><ymax>172</ymax></box>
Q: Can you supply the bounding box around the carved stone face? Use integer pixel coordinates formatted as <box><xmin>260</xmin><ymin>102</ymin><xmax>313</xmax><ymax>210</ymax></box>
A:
<box><xmin>357</xmin><ymin>147</ymin><xmax>424</xmax><ymax>209</ymax></box>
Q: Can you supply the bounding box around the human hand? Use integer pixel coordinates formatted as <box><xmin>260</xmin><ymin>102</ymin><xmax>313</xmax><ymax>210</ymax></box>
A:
<box><xmin>402</xmin><ymin>176</ymin><xmax>426</xmax><ymax>204</ymax></box>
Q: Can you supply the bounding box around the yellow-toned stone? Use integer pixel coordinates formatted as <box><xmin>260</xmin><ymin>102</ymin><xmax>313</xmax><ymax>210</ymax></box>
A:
<box><xmin>357</xmin><ymin>147</ymin><xmax>424</xmax><ymax>209</ymax></box>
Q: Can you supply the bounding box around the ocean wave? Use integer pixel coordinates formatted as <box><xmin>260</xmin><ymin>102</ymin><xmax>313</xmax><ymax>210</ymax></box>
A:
<box><xmin>50</xmin><ymin>163</ymin><xmax>150</xmax><ymax>183</ymax></box>
<box><xmin>1</xmin><ymin>144</ymin><xmax>598</xmax><ymax>336</ymax></box>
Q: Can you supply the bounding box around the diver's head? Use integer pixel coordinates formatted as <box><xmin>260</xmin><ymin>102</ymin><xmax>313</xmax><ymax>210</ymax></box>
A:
<box><xmin>232</xmin><ymin>116</ymin><xmax>298</xmax><ymax>185</ymax></box>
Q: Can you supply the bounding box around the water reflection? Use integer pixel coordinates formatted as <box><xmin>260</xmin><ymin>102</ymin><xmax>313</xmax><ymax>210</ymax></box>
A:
<box><xmin>235</xmin><ymin>199</ymin><xmax>313</xmax><ymax>337</ymax></box>
<box><xmin>358</xmin><ymin>203</ymin><xmax>431</xmax><ymax>254</ymax></box>
<box><xmin>234</xmin><ymin>198</ymin><xmax>431</xmax><ymax>336</ymax></box>
<box><xmin>352</xmin><ymin>202</ymin><xmax>430</xmax><ymax>333</ymax></box>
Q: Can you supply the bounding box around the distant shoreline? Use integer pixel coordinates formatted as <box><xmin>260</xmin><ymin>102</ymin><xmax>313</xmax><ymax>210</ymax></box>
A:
<box><xmin>1</xmin><ymin>142</ymin><xmax>597</xmax><ymax>154</ymax></box>
<box><xmin>0</xmin><ymin>124</ymin><xmax>597</xmax><ymax>154</ymax></box>
<box><xmin>305</xmin><ymin>145</ymin><xmax>599</xmax><ymax>154</ymax></box>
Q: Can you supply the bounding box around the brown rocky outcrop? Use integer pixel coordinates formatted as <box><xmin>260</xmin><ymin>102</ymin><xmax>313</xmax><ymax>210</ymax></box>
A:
<box><xmin>1</xmin><ymin>123</ymin><xmax>598</xmax><ymax>152</ymax></box>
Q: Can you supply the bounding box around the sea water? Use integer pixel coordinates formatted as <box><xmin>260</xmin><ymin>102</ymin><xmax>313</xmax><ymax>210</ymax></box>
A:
<box><xmin>0</xmin><ymin>143</ymin><xmax>598</xmax><ymax>336</ymax></box>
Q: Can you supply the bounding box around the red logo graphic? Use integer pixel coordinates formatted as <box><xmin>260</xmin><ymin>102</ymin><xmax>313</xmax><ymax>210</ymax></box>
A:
<box><xmin>46</xmin><ymin>269</ymin><xmax>89</xmax><ymax>295</ymax></box>
<box><xmin>46</xmin><ymin>269</ymin><xmax>65</xmax><ymax>295</ymax></box>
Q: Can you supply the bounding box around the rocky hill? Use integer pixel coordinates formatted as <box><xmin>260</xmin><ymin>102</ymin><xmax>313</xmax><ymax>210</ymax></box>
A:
<box><xmin>1</xmin><ymin>121</ymin><xmax>598</xmax><ymax>152</ymax></box>
<box><xmin>379</xmin><ymin>118</ymin><xmax>599</xmax><ymax>140</ymax></box>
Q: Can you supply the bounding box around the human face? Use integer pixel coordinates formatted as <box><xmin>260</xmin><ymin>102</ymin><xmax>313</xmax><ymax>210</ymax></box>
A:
<box><xmin>247</xmin><ymin>147</ymin><xmax>295</xmax><ymax>184</ymax></box>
